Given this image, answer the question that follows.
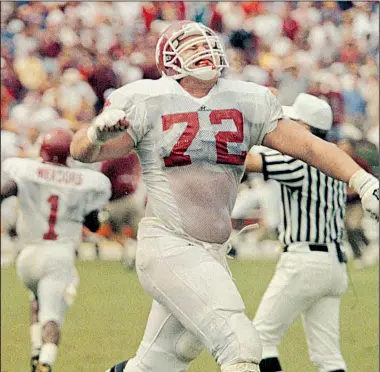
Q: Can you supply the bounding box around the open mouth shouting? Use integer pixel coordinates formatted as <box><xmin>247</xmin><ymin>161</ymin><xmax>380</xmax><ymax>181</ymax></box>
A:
<box><xmin>195</xmin><ymin>59</ymin><xmax>216</xmax><ymax>69</ymax></box>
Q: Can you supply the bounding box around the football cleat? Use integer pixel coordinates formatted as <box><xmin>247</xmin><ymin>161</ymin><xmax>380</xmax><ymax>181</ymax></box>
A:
<box><xmin>106</xmin><ymin>359</ymin><xmax>128</xmax><ymax>372</ymax></box>
<box><xmin>35</xmin><ymin>363</ymin><xmax>52</xmax><ymax>372</ymax></box>
<box><xmin>30</xmin><ymin>355</ymin><xmax>39</xmax><ymax>372</ymax></box>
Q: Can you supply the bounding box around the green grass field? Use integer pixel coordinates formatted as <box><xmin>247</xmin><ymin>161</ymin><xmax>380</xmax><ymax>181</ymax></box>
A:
<box><xmin>1</xmin><ymin>259</ymin><xmax>378</xmax><ymax>372</ymax></box>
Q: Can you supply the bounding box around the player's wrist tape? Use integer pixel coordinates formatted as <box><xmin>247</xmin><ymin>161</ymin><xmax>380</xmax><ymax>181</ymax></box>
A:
<box><xmin>87</xmin><ymin>126</ymin><xmax>104</xmax><ymax>145</ymax></box>
<box><xmin>349</xmin><ymin>169</ymin><xmax>377</xmax><ymax>198</ymax></box>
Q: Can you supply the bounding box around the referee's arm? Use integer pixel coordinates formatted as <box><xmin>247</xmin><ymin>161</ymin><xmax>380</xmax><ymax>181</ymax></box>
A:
<box><xmin>245</xmin><ymin>151</ymin><xmax>305</xmax><ymax>187</ymax></box>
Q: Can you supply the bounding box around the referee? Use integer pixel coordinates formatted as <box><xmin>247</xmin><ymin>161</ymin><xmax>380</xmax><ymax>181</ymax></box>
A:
<box><xmin>246</xmin><ymin>94</ymin><xmax>348</xmax><ymax>372</ymax></box>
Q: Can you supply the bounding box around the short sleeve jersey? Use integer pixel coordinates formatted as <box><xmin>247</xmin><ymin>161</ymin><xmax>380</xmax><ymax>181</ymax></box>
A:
<box><xmin>105</xmin><ymin>76</ymin><xmax>282</xmax><ymax>243</ymax></box>
<box><xmin>3</xmin><ymin>157</ymin><xmax>111</xmax><ymax>245</ymax></box>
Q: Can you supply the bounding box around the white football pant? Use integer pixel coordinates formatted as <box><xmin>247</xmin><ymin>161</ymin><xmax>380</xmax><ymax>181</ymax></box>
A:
<box><xmin>253</xmin><ymin>243</ymin><xmax>348</xmax><ymax>372</ymax></box>
<box><xmin>125</xmin><ymin>217</ymin><xmax>262</xmax><ymax>372</ymax></box>
<box><xmin>16</xmin><ymin>242</ymin><xmax>78</xmax><ymax>326</ymax></box>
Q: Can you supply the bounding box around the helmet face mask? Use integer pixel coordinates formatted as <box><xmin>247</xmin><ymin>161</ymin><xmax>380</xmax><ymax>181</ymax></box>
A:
<box><xmin>156</xmin><ymin>21</ymin><xmax>229</xmax><ymax>81</ymax></box>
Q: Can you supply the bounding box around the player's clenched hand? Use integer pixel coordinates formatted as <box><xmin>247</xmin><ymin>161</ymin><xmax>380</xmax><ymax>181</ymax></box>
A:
<box><xmin>87</xmin><ymin>109</ymin><xmax>129</xmax><ymax>144</ymax></box>
<box><xmin>349</xmin><ymin>169</ymin><xmax>379</xmax><ymax>220</ymax></box>
<box><xmin>361</xmin><ymin>184</ymin><xmax>379</xmax><ymax>220</ymax></box>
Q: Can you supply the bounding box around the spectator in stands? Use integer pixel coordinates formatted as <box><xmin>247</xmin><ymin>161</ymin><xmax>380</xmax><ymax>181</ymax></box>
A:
<box><xmin>342</xmin><ymin>73</ymin><xmax>367</xmax><ymax>129</ymax></box>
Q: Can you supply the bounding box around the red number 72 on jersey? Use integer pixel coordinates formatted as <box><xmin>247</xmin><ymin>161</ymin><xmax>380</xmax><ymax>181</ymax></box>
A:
<box><xmin>162</xmin><ymin>109</ymin><xmax>247</xmax><ymax>167</ymax></box>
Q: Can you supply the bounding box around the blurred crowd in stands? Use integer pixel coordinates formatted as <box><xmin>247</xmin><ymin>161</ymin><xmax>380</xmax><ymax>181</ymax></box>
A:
<box><xmin>1</xmin><ymin>1</ymin><xmax>379</xmax><ymax>266</ymax></box>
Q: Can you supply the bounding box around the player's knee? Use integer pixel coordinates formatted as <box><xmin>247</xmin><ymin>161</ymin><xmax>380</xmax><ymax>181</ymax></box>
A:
<box><xmin>175</xmin><ymin>330</ymin><xmax>204</xmax><ymax>362</ymax></box>
<box><xmin>216</xmin><ymin>312</ymin><xmax>262</xmax><ymax>366</ymax></box>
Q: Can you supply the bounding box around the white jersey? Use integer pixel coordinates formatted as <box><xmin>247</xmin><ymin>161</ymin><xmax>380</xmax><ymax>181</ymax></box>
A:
<box><xmin>105</xmin><ymin>76</ymin><xmax>282</xmax><ymax>243</ymax></box>
<box><xmin>2</xmin><ymin>157</ymin><xmax>111</xmax><ymax>245</ymax></box>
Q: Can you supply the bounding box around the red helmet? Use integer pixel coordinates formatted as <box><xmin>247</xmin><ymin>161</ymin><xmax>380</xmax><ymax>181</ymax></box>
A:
<box><xmin>155</xmin><ymin>21</ymin><xmax>229</xmax><ymax>81</ymax></box>
<box><xmin>101</xmin><ymin>153</ymin><xmax>141</xmax><ymax>200</ymax></box>
<box><xmin>40</xmin><ymin>128</ymin><xmax>73</xmax><ymax>165</ymax></box>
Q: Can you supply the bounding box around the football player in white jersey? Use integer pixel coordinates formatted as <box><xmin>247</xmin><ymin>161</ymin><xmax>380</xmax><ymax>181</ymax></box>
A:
<box><xmin>1</xmin><ymin>127</ymin><xmax>24</xmax><ymax>265</ymax></box>
<box><xmin>70</xmin><ymin>21</ymin><xmax>379</xmax><ymax>372</ymax></box>
<box><xmin>1</xmin><ymin>128</ymin><xmax>111</xmax><ymax>372</ymax></box>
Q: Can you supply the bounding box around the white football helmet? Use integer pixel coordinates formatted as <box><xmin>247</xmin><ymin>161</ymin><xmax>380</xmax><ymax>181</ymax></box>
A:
<box><xmin>156</xmin><ymin>20</ymin><xmax>229</xmax><ymax>81</ymax></box>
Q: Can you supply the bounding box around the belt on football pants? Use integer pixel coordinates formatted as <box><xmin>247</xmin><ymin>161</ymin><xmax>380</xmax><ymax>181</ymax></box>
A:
<box><xmin>283</xmin><ymin>243</ymin><xmax>347</xmax><ymax>263</ymax></box>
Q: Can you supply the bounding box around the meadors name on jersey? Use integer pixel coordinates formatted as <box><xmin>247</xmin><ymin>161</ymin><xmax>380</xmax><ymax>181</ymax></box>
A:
<box><xmin>37</xmin><ymin>166</ymin><xmax>83</xmax><ymax>185</ymax></box>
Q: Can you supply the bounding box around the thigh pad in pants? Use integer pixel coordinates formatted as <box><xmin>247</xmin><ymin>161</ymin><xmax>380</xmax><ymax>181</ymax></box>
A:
<box><xmin>136</xmin><ymin>222</ymin><xmax>262</xmax><ymax>366</ymax></box>
<box><xmin>127</xmin><ymin>301</ymin><xmax>204</xmax><ymax>372</ymax></box>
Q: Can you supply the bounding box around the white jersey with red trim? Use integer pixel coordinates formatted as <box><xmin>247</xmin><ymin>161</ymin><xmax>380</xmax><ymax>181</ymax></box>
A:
<box><xmin>105</xmin><ymin>76</ymin><xmax>282</xmax><ymax>243</ymax></box>
<box><xmin>2</xmin><ymin>157</ymin><xmax>111</xmax><ymax>245</ymax></box>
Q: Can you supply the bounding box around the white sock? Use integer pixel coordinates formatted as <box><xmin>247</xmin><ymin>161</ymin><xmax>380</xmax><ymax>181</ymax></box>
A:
<box><xmin>39</xmin><ymin>343</ymin><xmax>58</xmax><ymax>366</ymax></box>
<box><xmin>221</xmin><ymin>362</ymin><xmax>260</xmax><ymax>372</ymax></box>
<box><xmin>30</xmin><ymin>323</ymin><xmax>42</xmax><ymax>356</ymax></box>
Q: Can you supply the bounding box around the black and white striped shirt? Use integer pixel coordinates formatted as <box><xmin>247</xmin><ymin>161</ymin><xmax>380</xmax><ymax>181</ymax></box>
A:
<box><xmin>261</xmin><ymin>150</ymin><xmax>347</xmax><ymax>245</ymax></box>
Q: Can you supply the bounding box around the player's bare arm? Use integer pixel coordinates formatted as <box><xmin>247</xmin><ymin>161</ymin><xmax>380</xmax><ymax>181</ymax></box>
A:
<box><xmin>244</xmin><ymin>153</ymin><xmax>263</xmax><ymax>173</ymax></box>
<box><xmin>263</xmin><ymin>118</ymin><xmax>379</xmax><ymax>219</ymax></box>
<box><xmin>0</xmin><ymin>180</ymin><xmax>17</xmax><ymax>203</ymax></box>
<box><xmin>263</xmin><ymin>118</ymin><xmax>361</xmax><ymax>182</ymax></box>
<box><xmin>70</xmin><ymin>120</ymin><xmax>134</xmax><ymax>163</ymax></box>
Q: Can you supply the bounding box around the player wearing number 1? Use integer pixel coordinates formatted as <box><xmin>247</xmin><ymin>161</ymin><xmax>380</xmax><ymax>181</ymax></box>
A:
<box><xmin>70</xmin><ymin>21</ymin><xmax>379</xmax><ymax>372</ymax></box>
<box><xmin>1</xmin><ymin>128</ymin><xmax>111</xmax><ymax>372</ymax></box>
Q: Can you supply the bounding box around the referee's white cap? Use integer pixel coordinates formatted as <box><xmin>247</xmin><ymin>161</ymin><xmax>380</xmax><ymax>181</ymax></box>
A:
<box><xmin>282</xmin><ymin>93</ymin><xmax>333</xmax><ymax>131</ymax></box>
